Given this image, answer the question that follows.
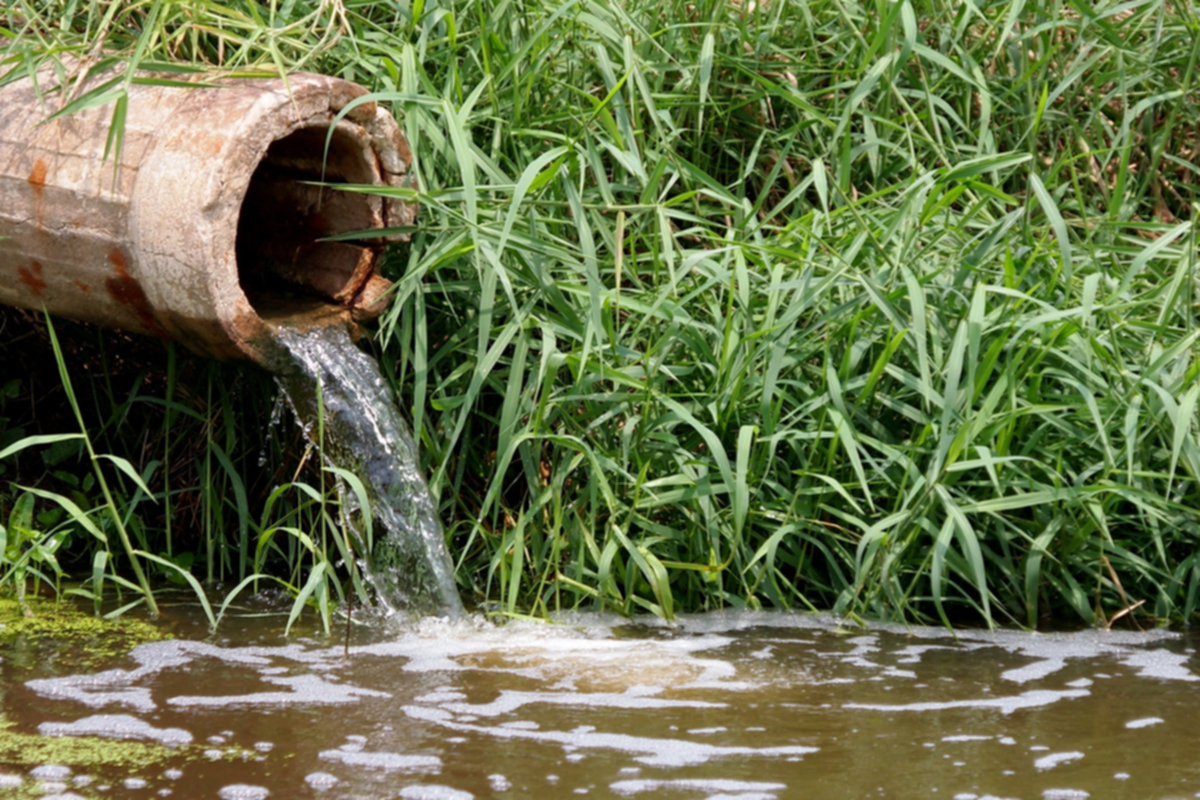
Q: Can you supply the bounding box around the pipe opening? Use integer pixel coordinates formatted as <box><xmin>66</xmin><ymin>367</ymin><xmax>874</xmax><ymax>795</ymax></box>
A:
<box><xmin>235</xmin><ymin>124</ymin><xmax>383</xmax><ymax>319</ymax></box>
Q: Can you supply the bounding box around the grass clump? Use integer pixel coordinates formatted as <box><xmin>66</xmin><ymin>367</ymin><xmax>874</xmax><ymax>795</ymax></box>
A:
<box><xmin>2</xmin><ymin>0</ymin><xmax>1200</xmax><ymax>629</ymax></box>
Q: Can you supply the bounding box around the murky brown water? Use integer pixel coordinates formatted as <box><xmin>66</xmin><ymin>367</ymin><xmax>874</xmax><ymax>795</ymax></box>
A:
<box><xmin>3</xmin><ymin>608</ymin><xmax>1199</xmax><ymax>799</ymax></box>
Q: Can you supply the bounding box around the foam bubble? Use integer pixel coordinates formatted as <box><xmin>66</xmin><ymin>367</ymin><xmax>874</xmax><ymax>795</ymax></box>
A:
<box><xmin>217</xmin><ymin>785</ymin><xmax>269</xmax><ymax>800</ymax></box>
<box><xmin>488</xmin><ymin>774</ymin><xmax>511</xmax><ymax>791</ymax></box>
<box><xmin>0</xmin><ymin>775</ymin><xmax>20</xmax><ymax>788</ymax></box>
<box><xmin>30</xmin><ymin>766</ymin><xmax>71</xmax><ymax>780</ymax></box>
<box><xmin>1124</xmin><ymin>717</ymin><xmax>1164</xmax><ymax>729</ymax></box>
<box><xmin>124</xmin><ymin>778</ymin><xmax>147</xmax><ymax>789</ymax></box>
<box><xmin>397</xmin><ymin>785</ymin><xmax>473</xmax><ymax>799</ymax></box>
<box><xmin>1035</xmin><ymin>752</ymin><xmax>1085</xmax><ymax>770</ymax></box>
<box><xmin>39</xmin><ymin>715</ymin><xmax>192</xmax><ymax>746</ymax></box>
<box><xmin>304</xmin><ymin>773</ymin><xmax>339</xmax><ymax>790</ymax></box>
<box><xmin>169</xmin><ymin>675</ymin><xmax>388</xmax><ymax>708</ymax></box>
<box><xmin>318</xmin><ymin>749</ymin><xmax>441</xmax><ymax>773</ymax></box>
<box><xmin>610</xmin><ymin>779</ymin><xmax>787</xmax><ymax>795</ymax></box>
<box><xmin>403</xmin><ymin>704</ymin><xmax>816</xmax><ymax>767</ymax></box>
<box><xmin>1118</xmin><ymin>650</ymin><xmax>1198</xmax><ymax>682</ymax></box>
<box><xmin>1001</xmin><ymin>659</ymin><xmax>1066</xmax><ymax>684</ymax></box>
<box><xmin>845</xmin><ymin>689</ymin><xmax>1088</xmax><ymax>715</ymax></box>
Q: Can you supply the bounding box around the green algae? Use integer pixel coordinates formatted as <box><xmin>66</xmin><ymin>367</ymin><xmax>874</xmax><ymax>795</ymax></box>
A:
<box><xmin>0</xmin><ymin>595</ymin><xmax>170</xmax><ymax>672</ymax></box>
<box><xmin>0</xmin><ymin>719</ymin><xmax>179</xmax><ymax>773</ymax></box>
<box><xmin>0</xmin><ymin>717</ymin><xmax>186</xmax><ymax>800</ymax></box>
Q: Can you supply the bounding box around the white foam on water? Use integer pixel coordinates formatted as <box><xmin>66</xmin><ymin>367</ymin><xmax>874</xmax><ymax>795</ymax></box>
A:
<box><xmin>0</xmin><ymin>774</ymin><xmax>20</xmax><ymax>788</ymax></box>
<box><xmin>163</xmin><ymin>770</ymin><xmax>182</xmax><ymax>780</ymax></box>
<box><xmin>168</xmin><ymin>674</ymin><xmax>388</xmax><ymax>708</ymax></box>
<box><xmin>488</xmin><ymin>774</ymin><xmax>511</xmax><ymax>791</ymax></box>
<box><xmin>404</xmin><ymin>704</ymin><xmax>815</xmax><ymax>767</ymax></box>
<box><xmin>705</xmin><ymin>794</ymin><xmax>777</xmax><ymax>800</ymax></box>
<box><xmin>893</xmin><ymin>645</ymin><xmax>956</xmax><ymax>664</ymax></box>
<box><xmin>397</xmin><ymin>785</ymin><xmax>473</xmax><ymax>799</ymax></box>
<box><xmin>1042</xmin><ymin>791</ymin><xmax>1089</xmax><ymax>799</ymax></box>
<box><xmin>253</xmin><ymin>741</ymin><xmax>273</xmax><ymax>752</ymax></box>
<box><xmin>318</xmin><ymin>749</ymin><xmax>441</xmax><ymax>773</ymax></box>
<box><xmin>40</xmin><ymin>781</ymin><xmax>68</xmax><ymax>793</ymax></box>
<box><xmin>40</xmin><ymin>793</ymin><xmax>86</xmax><ymax>800</ymax></box>
<box><xmin>845</xmin><ymin>688</ymin><xmax>1089</xmax><ymax>715</ymax></box>
<box><xmin>1035</xmin><ymin>752</ymin><xmax>1085</xmax><ymax>770</ymax></box>
<box><xmin>941</xmin><ymin>735</ymin><xmax>991</xmax><ymax>742</ymax></box>
<box><xmin>30</xmin><ymin>765</ymin><xmax>71</xmax><ymax>780</ymax></box>
<box><xmin>610</xmin><ymin>779</ymin><xmax>787</xmax><ymax>795</ymax></box>
<box><xmin>304</xmin><ymin>772</ymin><xmax>339</xmax><ymax>790</ymax></box>
<box><xmin>435</xmin><ymin>688</ymin><xmax>724</xmax><ymax>719</ymax></box>
<box><xmin>1001</xmin><ymin>659</ymin><xmax>1066</xmax><ymax>684</ymax></box>
<box><xmin>1118</xmin><ymin>650</ymin><xmax>1198</xmax><ymax>681</ymax></box>
<box><xmin>72</xmin><ymin>776</ymin><xmax>92</xmax><ymax>787</ymax></box>
<box><xmin>1113</xmin><ymin>773</ymin><xmax>1130</xmax><ymax>780</ymax></box>
<box><xmin>124</xmin><ymin>778</ymin><xmax>147</xmax><ymax>789</ymax></box>
<box><xmin>1124</xmin><ymin>717</ymin><xmax>1164</xmax><ymax>729</ymax></box>
<box><xmin>217</xmin><ymin>785</ymin><xmax>269</xmax><ymax>800</ymax></box>
<box><xmin>39</xmin><ymin>714</ymin><xmax>192</xmax><ymax>746</ymax></box>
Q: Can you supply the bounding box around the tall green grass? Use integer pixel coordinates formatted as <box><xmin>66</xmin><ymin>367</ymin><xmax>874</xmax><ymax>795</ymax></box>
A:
<box><xmin>2</xmin><ymin>0</ymin><xmax>1199</xmax><ymax>628</ymax></box>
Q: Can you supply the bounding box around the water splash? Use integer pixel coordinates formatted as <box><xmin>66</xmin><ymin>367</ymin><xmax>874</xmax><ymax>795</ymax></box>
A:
<box><xmin>272</xmin><ymin>323</ymin><xmax>463</xmax><ymax>618</ymax></box>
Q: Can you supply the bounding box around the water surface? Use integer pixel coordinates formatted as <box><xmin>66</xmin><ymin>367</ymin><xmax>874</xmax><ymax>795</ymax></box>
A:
<box><xmin>3</xmin><ymin>610</ymin><xmax>1199</xmax><ymax>799</ymax></box>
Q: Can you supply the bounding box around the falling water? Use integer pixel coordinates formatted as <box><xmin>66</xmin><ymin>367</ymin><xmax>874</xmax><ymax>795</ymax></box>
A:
<box><xmin>271</xmin><ymin>323</ymin><xmax>463</xmax><ymax>618</ymax></box>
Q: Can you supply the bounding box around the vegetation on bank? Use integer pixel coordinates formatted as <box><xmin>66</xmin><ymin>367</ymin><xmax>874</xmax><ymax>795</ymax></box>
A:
<box><xmin>1</xmin><ymin>0</ymin><xmax>1199</xmax><ymax>629</ymax></box>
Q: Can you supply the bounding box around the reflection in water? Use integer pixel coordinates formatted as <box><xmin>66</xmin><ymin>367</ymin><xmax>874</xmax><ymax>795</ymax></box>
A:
<box><xmin>8</xmin><ymin>611</ymin><xmax>1200</xmax><ymax>799</ymax></box>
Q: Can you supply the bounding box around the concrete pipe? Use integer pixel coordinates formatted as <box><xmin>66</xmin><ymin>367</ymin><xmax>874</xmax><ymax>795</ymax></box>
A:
<box><xmin>0</xmin><ymin>64</ymin><xmax>415</xmax><ymax>367</ymax></box>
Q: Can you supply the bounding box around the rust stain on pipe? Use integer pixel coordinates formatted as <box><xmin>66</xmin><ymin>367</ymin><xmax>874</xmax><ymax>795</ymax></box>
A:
<box><xmin>27</xmin><ymin>159</ymin><xmax>46</xmax><ymax>192</ymax></box>
<box><xmin>105</xmin><ymin>249</ymin><xmax>164</xmax><ymax>337</ymax></box>
<box><xmin>17</xmin><ymin>261</ymin><xmax>47</xmax><ymax>295</ymax></box>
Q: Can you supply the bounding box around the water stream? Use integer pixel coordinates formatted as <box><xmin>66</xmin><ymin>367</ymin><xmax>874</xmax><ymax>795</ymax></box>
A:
<box><xmin>2</xmin><ymin>609</ymin><xmax>1198</xmax><ymax>799</ymax></box>
<box><xmin>271</xmin><ymin>323</ymin><xmax>463</xmax><ymax>618</ymax></box>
